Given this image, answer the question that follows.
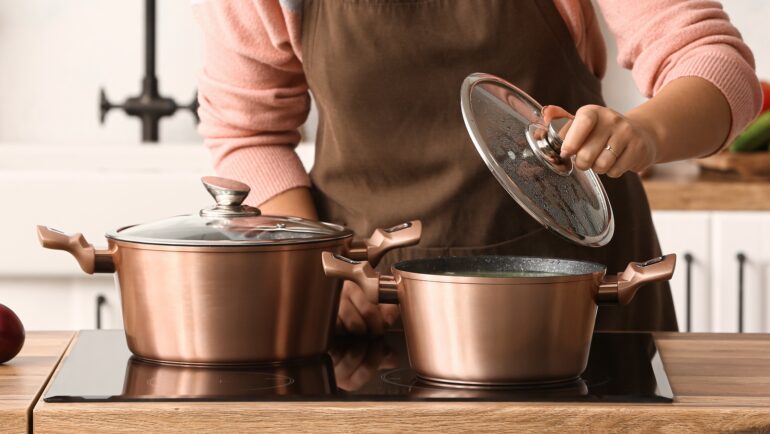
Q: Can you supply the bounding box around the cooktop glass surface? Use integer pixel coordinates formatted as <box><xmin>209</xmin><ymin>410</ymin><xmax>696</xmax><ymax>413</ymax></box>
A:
<box><xmin>44</xmin><ymin>330</ymin><xmax>672</xmax><ymax>403</ymax></box>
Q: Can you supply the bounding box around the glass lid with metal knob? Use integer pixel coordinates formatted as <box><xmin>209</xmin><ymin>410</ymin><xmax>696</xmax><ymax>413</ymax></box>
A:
<box><xmin>460</xmin><ymin>73</ymin><xmax>614</xmax><ymax>247</ymax></box>
<box><xmin>106</xmin><ymin>176</ymin><xmax>353</xmax><ymax>246</ymax></box>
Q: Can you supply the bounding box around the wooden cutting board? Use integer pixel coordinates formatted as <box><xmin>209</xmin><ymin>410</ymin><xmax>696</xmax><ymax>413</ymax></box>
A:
<box><xmin>697</xmin><ymin>151</ymin><xmax>770</xmax><ymax>179</ymax></box>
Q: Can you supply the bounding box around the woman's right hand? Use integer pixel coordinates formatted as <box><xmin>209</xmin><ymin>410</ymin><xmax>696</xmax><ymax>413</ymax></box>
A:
<box><xmin>336</xmin><ymin>280</ymin><xmax>400</xmax><ymax>335</ymax></box>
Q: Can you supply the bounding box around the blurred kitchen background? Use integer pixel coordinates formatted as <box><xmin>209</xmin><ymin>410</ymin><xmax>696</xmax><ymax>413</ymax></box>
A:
<box><xmin>1</xmin><ymin>1</ymin><xmax>768</xmax><ymax>332</ymax></box>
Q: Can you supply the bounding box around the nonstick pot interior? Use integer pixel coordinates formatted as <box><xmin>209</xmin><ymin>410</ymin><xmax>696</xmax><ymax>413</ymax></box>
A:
<box><xmin>393</xmin><ymin>255</ymin><xmax>606</xmax><ymax>277</ymax></box>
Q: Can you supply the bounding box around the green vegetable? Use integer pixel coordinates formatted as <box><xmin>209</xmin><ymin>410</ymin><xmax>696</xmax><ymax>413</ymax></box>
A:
<box><xmin>731</xmin><ymin>111</ymin><xmax>770</xmax><ymax>152</ymax></box>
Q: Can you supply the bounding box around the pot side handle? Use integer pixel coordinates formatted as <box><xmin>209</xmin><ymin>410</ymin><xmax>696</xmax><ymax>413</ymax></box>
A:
<box><xmin>598</xmin><ymin>254</ymin><xmax>676</xmax><ymax>305</ymax></box>
<box><xmin>36</xmin><ymin>226</ymin><xmax>115</xmax><ymax>274</ymax></box>
<box><xmin>348</xmin><ymin>220</ymin><xmax>422</xmax><ymax>267</ymax></box>
<box><xmin>321</xmin><ymin>252</ymin><xmax>399</xmax><ymax>304</ymax></box>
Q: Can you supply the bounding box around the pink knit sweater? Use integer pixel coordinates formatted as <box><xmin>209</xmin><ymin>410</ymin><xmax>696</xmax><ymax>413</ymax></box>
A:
<box><xmin>193</xmin><ymin>0</ymin><xmax>761</xmax><ymax>206</ymax></box>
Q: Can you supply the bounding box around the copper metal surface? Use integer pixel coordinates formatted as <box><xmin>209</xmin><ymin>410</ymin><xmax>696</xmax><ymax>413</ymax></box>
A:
<box><xmin>114</xmin><ymin>240</ymin><xmax>346</xmax><ymax>363</ymax></box>
<box><xmin>323</xmin><ymin>253</ymin><xmax>675</xmax><ymax>385</ymax></box>
<box><xmin>391</xmin><ymin>374</ymin><xmax>590</xmax><ymax>399</ymax></box>
<box><xmin>37</xmin><ymin>226</ymin><xmax>115</xmax><ymax>274</ymax></box>
<box><xmin>122</xmin><ymin>356</ymin><xmax>335</xmax><ymax>397</ymax></box>
<box><xmin>346</xmin><ymin>221</ymin><xmax>422</xmax><ymax>264</ymax></box>
<box><xmin>37</xmin><ymin>221</ymin><xmax>421</xmax><ymax>364</ymax></box>
<box><xmin>396</xmin><ymin>275</ymin><xmax>597</xmax><ymax>384</ymax></box>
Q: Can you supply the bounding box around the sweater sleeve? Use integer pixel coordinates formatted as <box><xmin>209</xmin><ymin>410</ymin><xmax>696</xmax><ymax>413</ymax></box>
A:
<box><xmin>193</xmin><ymin>0</ymin><xmax>310</xmax><ymax>206</ymax></box>
<box><xmin>596</xmin><ymin>0</ymin><xmax>762</xmax><ymax>151</ymax></box>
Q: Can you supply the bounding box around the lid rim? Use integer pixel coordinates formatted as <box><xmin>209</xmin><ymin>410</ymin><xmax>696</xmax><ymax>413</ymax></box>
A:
<box><xmin>105</xmin><ymin>227</ymin><xmax>354</xmax><ymax>247</ymax></box>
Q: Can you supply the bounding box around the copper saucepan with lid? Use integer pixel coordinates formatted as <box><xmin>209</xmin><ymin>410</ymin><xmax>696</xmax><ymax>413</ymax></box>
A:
<box><xmin>321</xmin><ymin>71</ymin><xmax>675</xmax><ymax>386</ymax></box>
<box><xmin>37</xmin><ymin>176</ymin><xmax>421</xmax><ymax>364</ymax></box>
<box><xmin>323</xmin><ymin>253</ymin><xmax>675</xmax><ymax>385</ymax></box>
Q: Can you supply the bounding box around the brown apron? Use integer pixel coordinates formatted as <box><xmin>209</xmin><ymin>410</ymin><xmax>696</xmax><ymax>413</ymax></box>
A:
<box><xmin>301</xmin><ymin>0</ymin><xmax>678</xmax><ymax>331</ymax></box>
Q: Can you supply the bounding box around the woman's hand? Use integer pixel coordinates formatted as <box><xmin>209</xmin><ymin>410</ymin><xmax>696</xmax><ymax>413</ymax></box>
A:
<box><xmin>336</xmin><ymin>281</ymin><xmax>400</xmax><ymax>335</ymax></box>
<box><xmin>543</xmin><ymin>77</ymin><xmax>735</xmax><ymax>173</ymax></box>
<box><xmin>543</xmin><ymin>105</ymin><xmax>660</xmax><ymax>178</ymax></box>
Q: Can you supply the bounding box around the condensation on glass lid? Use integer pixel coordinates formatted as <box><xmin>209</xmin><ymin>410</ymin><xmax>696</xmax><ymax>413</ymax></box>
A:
<box><xmin>110</xmin><ymin>214</ymin><xmax>351</xmax><ymax>246</ymax></box>
<box><xmin>463</xmin><ymin>76</ymin><xmax>613</xmax><ymax>246</ymax></box>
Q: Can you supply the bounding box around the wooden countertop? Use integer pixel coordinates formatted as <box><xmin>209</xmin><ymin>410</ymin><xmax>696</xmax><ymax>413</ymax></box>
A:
<box><xmin>642</xmin><ymin>161</ymin><xmax>770</xmax><ymax>211</ymax></box>
<box><xmin>28</xmin><ymin>332</ymin><xmax>770</xmax><ymax>433</ymax></box>
<box><xmin>0</xmin><ymin>331</ymin><xmax>74</xmax><ymax>434</ymax></box>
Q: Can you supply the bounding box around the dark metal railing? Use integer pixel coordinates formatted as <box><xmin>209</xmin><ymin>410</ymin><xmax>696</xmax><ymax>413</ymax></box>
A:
<box><xmin>737</xmin><ymin>252</ymin><xmax>746</xmax><ymax>333</ymax></box>
<box><xmin>684</xmin><ymin>252</ymin><xmax>693</xmax><ymax>332</ymax></box>
<box><xmin>95</xmin><ymin>294</ymin><xmax>107</xmax><ymax>330</ymax></box>
<box><xmin>99</xmin><ymin>0</ymin><xmax>198</xmax><ymax>142</ymax></box>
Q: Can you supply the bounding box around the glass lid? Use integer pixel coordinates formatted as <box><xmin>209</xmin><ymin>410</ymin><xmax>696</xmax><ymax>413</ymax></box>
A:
<box><xmin>107</xmin><ymin>177</ymin><xmax>352</xmax><ymax>246</ymax></box>
<box><xmin>460</xmin><ymin>73</ymin><xmax>613</xmax><ymax>247</ymax></box>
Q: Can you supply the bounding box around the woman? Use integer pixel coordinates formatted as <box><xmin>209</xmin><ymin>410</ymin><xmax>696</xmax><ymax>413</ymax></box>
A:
<box><xmin>194</xmin><ymin>0</ymin><xmax>761</xmax><ymax>335</ymax></box>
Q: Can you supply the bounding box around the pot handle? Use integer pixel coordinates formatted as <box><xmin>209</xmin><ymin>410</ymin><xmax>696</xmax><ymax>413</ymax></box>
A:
<box><xmin>598</xmin><ymin>254</ymin><xmax>676</xmax><ymax>305</ymax></box>
<box><xmin>348</xmin><ymin>220</ymin><xmax>422</xmax><ymax>267</ymax></box>
<box><xmin>36</xmin><ymin>226</ymin><xmax>115</xmax><ymax>274</ymax></box>
<box><xmin>321</xmin><ymin>252</ymin><xmax>399</xmax><ymax>304</ymax></box>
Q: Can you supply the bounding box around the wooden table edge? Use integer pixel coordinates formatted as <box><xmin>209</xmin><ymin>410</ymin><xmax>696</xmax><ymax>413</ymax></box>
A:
<box><xmin>26</xmin><ymin>332</ymin><xmax>75</xmax><ymax>433</ymax></box>
<box><xmin>31</xmin><ymin>332</ymin><xmax>770</xmax><ymax>431</ymax></box>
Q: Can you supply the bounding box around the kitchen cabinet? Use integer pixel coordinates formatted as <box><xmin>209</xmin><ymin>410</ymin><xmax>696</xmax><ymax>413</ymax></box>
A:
<box><xmin>0</xmin><ymin>276</ymin><xmax>122</xmax><ymax>330</ymax></box>
<box><xmin>652</xmin><ymin>210</ymin><xmax>770</xmax><ymax>333</ymax></box>
<box><xmin>651</xmin><ymin>211</ymin><xmax>711</xmax><ymax>332</ymax></box>
<box><xmin>643</xmin><ymin>162</ymin><xmax>770</xmax><ymax>332</ymax></box>
<box><xmin>710</xmin><ymin>212</ymin><xmax>770</xmax><ymax>333</ymax></box>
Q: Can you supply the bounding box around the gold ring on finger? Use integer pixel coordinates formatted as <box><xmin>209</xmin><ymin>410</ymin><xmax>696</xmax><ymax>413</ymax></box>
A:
<box><xmin>604</xmin><ymin>144</ymin><xmax>619</xmax><ymax>159</ymax></box>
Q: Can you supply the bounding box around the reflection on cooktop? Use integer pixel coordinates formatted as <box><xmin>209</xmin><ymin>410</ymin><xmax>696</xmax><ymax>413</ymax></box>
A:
<box><xmin>44</xmin><ymin>330</ymin><xmax>672</xmax><ymax>403</ymax></box>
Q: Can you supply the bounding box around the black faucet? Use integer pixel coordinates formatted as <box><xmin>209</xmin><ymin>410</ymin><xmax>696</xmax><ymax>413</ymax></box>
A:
<box><xmin>100</xmin><ymin>0</ymin><xmax>199</xmax><ymax>143</ymax></box>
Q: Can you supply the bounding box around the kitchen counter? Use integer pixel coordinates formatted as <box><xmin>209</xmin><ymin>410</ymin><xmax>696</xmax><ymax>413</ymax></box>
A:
<box><xmin>14</xmin><ymin>332</ymin><xmax>770</xmax><ymax>432</ymax></box>
<box><xmin>0</xmin><ymin>331</ymin><xmax>73</xmax><ymax>434</ymax></box>
<box><xmin>642</xmin><ymin>161</ymin><xmax>770</xmax><ymax>210</ymax></box>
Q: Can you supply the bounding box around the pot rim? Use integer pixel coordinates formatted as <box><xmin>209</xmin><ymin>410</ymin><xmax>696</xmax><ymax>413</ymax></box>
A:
<box><xmin>106</xmin><ymin>224</ymin><xmax>354</xmax><ymax>248</ymax></box>
<box><xmin>391</xmin><ymin>255</ymin><xmax>607</xmax><ymax>284</ymax></box>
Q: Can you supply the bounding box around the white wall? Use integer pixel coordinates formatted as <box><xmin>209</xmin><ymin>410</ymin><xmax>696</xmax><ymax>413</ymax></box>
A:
<box><xmin>0</xmin><ymin>0</ymin><xmax>202</xmax><ymax>144</ymax></box>
<box><xmin>1</xmin><ymin>1</ymin><xmax>765</xmax><ymax>145</ymax></box>
<box><xmin>598</xmin><ymin>0</ymin><xmax>770</xmax><ymax>113</ymax></box>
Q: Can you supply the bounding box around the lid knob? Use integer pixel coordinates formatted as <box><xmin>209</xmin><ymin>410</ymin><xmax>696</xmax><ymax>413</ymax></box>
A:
<box><xmin>546</xmin><ymin>117</ymin><xmax>570</xmax><ymax>154</ymax></box>
<box><xmin>525</xmin><ymin>118</ymin><xmax>573</xmax><ymax>176</ymax></box>
<box><xmin>200</xmin><ymin>176</ymin><xmax>261</xmax><ymax>217</ymax></box>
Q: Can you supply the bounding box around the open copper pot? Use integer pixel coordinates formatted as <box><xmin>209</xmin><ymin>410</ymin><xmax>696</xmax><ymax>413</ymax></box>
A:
<box><xmin>323</xmin><ymin>253</ymin><xmax>675</xmax><ymax>385</ymax></box>
<box><xmin>37</xmin><ymin>176</ymin><xmax>421</xmax><ymax>364</ymax></box>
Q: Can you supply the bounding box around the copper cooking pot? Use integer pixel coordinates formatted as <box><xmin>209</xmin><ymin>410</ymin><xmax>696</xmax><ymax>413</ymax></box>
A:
<box><xmin>322</xmin><ymin>253</ymin><xmax>675</xmax><ymax>385</ymax></box>
<box><xmin>37</xmin><ymin>176</ymin><xmax>421</xmax><ymax>364</ymax></box>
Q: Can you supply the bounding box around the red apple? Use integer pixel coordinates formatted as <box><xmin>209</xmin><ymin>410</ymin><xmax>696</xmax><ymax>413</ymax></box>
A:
<box><xmin>760</xmin><ymin>81</ymin><xmax>770</xmax><ymax>114</ymax></box>
<box><xmin>0</xmin><ymin>304</ymin><xmax>25</xmax><ymax>364</ymax></box>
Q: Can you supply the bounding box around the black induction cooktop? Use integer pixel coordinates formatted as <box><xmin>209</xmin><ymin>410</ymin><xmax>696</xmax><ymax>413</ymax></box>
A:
<box><xmin>44</xmin><ymin>330</ymin><xmax>672</xmax><ymax>403</ymax></box>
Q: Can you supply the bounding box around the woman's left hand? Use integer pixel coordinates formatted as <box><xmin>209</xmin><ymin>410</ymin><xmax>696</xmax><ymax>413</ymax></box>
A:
<box><xmin>543</xmin><ymin>105</ymin><xmax>660</xmax><ymax>178</ymax></box>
